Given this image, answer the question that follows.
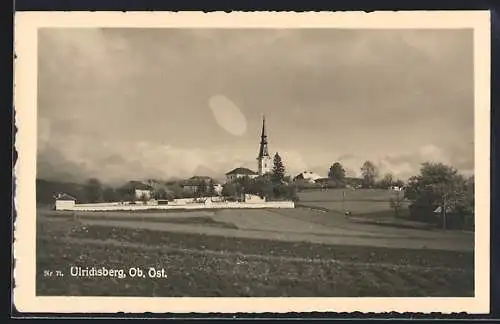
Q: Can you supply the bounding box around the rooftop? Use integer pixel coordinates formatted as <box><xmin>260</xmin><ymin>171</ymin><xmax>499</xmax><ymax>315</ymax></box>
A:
<box><xmin>180</xmin><ymin>176</ymin><xmax>220</xmax><ymax>186</ymax></box>
<box><xmin>54</xmin><ymin>193</ymin><xmax>76</xmax><ymax>201</ymax></box>
<box><xmin>225</xmin><ymin>167</ymin><xmax>259</xmax><ymax>176</ymax></box>
<box><xmin>122</xmin><ymin>181</ymin><xmax>154</xmax><ymax>190</ymax></box>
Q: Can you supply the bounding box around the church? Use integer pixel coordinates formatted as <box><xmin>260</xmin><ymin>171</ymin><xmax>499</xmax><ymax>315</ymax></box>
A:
<box><xmin>225</xmin><ymin>116</ymin><xmax>273</xmax><ymax>183</ymax></box>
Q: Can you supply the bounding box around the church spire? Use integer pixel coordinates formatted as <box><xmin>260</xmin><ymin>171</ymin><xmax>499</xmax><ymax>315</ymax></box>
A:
<box><xmin>257</xmin><ymin>114</ymin><xmax>272</xmax><ymax>176</ymax></box>
<box><xmin>258</xmin><ymin>115</ymin><xmax>269</xmax><ymax>158</ymax></box>
<box><xmin>261</xmin><ymin>114</ymin><xmax>267</xmax><ymax>139</ymax></box>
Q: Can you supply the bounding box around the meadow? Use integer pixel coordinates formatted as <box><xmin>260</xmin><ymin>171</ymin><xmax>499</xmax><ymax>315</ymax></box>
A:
<box><xmin>36</xmin><ymin>187</ymin><xmax>474</xmax><ymax>297</ymax></box>
<box><xmin>297</xmin><ymin>188</ymin><xmax>409</xmax><ymax>216</ymax></box>
<box><xmin>36</xmin><ymin>217</ymin><xmax>473</xmax><ymax>297</ymax></box>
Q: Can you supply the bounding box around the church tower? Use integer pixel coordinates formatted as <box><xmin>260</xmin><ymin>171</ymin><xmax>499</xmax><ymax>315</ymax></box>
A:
<box><xmin>257</xmin><ymin>115</ymin><xmax>272</xmax><ymax>176</ymax></box>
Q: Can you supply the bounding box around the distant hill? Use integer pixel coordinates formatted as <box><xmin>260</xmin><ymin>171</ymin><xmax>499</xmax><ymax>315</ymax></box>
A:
<box><xmin>36</xmin><ymin>178</ymin><xmax>87</xmax><ymax>204</ymax></box>
<box><xmin>192</xmin><ymin>165</ymin><xmax>225</xmax><ymax>183</ymax></box>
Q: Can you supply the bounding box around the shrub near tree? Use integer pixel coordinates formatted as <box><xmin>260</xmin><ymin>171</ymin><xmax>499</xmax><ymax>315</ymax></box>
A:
<box><xmin>102</xmin><ymin>186</ymin><xmax>118</xmax><ymax>202</ymax></box>
<box><xmin>84</xmin><ymin>178</ymin><xmax>104</xmax><ymax>203</ymax></box>
<box><xmin>221</xmin><ymin>182</ymin><xmax>242</xmax><ymax>201</ymax></box>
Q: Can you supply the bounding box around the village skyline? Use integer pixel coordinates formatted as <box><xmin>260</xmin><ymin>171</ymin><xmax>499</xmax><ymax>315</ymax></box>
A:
<box><xmin>37</xmin><ymin>28</ymin><xmax>474</xmax><ymax>185</ymax></box>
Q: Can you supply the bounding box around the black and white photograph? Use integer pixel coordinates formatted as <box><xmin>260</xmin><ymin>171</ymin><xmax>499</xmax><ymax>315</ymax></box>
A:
<box><xmin>13</xmin><ymin>11</ymin><xmax>490</xmax><ymax>313</ymax></box>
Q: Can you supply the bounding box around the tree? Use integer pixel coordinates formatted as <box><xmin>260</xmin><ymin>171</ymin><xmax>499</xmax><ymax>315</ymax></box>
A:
<box><xmin>197</xmin><ymin>181</ymin><xmax>207</xmax><ymax>197</ymax></box>
<box><xmin>360</xmin><ymin>161</ymin><xmax>378</xmax><ymax>188</ymax></box>
<box><xmin>102</xmin><ymin>186</ymin><xmax>118</xmax><ymax>202</ymax></box>
<box><xmin>84</xmin><ymin>178</ymin><xmax>103</xmax><ymax>203</ymax></box>
<box><xmin>167</xmin><ymin>183</ymin><xmax>184</xmax><ymax>199</ymax></box>
<box><xmin>235</xmin><ymin>176</ymin><xmax>253</xmax><ymax>191</ymax></box>
<box><xmin>379</xmin><ymin>173</ymin><xmax>394</xmax><ymax>189</ymax></box>
<box><xmin>272</xmin><ymin>153</ymin><xmax>286</xmax><ymax>183</ymax></box>
<box><xmin>328</xmin><ymin>162</ymin><xmax>346</xmax><ymax>182</ymax></box>
<box><xmin>207</xmin><ymin>179</ymin><xmax>216</xmax><ymax>196</ymax></box>
<box><xmin>405</xmin><ymin>162</ymin><xmax>471</xmax><ymax>229</ymax></box>
<box><xmin>221</xmin><ymin>183</ymin><xmax>237</xmax><ymax>198</ymax></box>
<box><xmin>459</xmin><ymin>176</ymin><xmax>475</xmax><ymax>229</ymax></box>
<box><xmin>255</xmin><ymin>177</ymin><xmax>274</xmax><ymax>199</ymax></box>
<box><xmin>154</xmin><ymin>188</ymin><xmax>168</xmax><ymax>200</ymax></box>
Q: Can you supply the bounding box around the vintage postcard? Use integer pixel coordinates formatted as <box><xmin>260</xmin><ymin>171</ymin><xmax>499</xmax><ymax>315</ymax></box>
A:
<box><xmin>13</xmin><ymin>11</ymin><xmax>491</xmax><ymax>314</ymax></box>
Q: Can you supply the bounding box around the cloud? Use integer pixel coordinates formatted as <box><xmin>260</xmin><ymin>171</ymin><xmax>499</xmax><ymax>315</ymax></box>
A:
<box><xmin>37</xmin><ymin>117</ymin><xmax>51</xmax><ymax>152</ymax></box>
<box><xmin>37</xmin><ymin>28</ymin><xmax>474</xmax><ymax>183</ymax></box>
<box><xmin>311</xmin><ymin>142</ymin><xmax>474</xmax><ymax>181</ymax></box>
<box><xmin>376</xmin><ymin>143</ymin><xmax>474</xmax><ymax>180</ymax></box>
<box><xmin>37</xmin><ymin>135</ymin><xmax>256</xmax><ymax>184</ymax></box>
<box><xmin>276</xmin><ymin>150</ymin><xmax>309</xmax><ymax>176</ymax></box>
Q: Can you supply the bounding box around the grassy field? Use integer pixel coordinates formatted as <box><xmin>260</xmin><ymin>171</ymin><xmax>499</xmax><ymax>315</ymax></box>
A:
<box><xmin>42</xmin><ymin>210</ymin><xmax>238</xmax><ymax>229</ymax></box>
<box><xmin>297</xmin><ymin>188</ymin><xmax>412</xmax><ymax>221</ymax></box>
<box><xmin>298</xmin><ymin>188</ymin><xmax>401</xmax><ymax>202</ymax></box>
<box><xmin>36</xmin><ymin>216</ymin><xmax>474</xmax><ymax>297</ymax></box>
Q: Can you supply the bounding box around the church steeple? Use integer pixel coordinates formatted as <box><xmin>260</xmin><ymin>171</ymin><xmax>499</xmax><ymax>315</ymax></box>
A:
<box><xmin>258</xmin><ymin>115</ymin><xmax>269</xmax><ymax>158</ymax></box>
<box><xmin>257</xmin><ymin>115</ymin><xmax>272</xmax><ymax>176</ymax></box>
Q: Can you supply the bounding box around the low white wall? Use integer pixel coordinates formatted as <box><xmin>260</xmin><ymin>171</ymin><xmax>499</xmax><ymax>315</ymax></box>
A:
<box><xmin>55</xmin><ymin>200</ymin><xmax>75</xmax><ymax>210</ymax></box>
<box><xmin>56</xmin><ymin>201</ymin><xmax>294</xmax><ymax>211</ymax></box>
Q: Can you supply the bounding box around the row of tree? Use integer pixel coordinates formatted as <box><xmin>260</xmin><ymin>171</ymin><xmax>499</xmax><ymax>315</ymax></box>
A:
<box><xmin>327</xmin><ymin>161</ymin><xmax>404</xmax><ymax>189</ymax></box>
<box><xmin>326</xmin><ymin>160</ymin><xmax>474</xmax><ymax>230</ymax></box>
<box><xmin>63</xmin><ymin>152</ymin><xmax>293</xmax><ymax>204</ymax></box>
<box><xmin>44</xmin><ymin>153</ymin><xmax>474</xmax><ymax>230</ymax></box>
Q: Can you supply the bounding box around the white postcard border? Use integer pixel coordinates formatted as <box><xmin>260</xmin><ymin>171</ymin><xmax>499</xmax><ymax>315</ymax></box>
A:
<box><xmin>13</xmin><ymin>10</ymin><xmax>491</xmax><ymax>314</ymax></box>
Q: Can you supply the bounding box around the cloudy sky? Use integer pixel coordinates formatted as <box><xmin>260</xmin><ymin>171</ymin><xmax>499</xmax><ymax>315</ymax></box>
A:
<box><xmin>37</xmin><ymin>28</ymin><xmax>474</xmax><ymax>184</ymax></box>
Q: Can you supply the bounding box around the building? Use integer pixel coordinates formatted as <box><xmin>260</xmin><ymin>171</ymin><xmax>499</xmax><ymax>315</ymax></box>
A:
<box><xmin>224</xmin><ymin>115</ymin><xmax>273</xmax><ymax>182</ymax></box>
<box><xmin>115</xmin><ymin>181</ymin><xmax>154</xmax><ymax>201</ymax></box>
<box><xmin>293</xmin><ymin>171</ymin><xmax>322</xmax><ymax>183</ymax></box>
<box><xmin>257</xmin><ymin>115</ymin><xmax>273</xmax><ymax>176</ymax></box>
<box><xmin>135</xmin><ymin>189</ymin><xmax>152</xmax><ymax>200</ymax></box>
<box><xmin>53</xmin><ymin>193</ymin><xmax>76</xmax><ymax>210</ymax></box>
<box><xmin>180</xmin><ymin>176</ymin><xmax>222</xmax><ymax>195</ymax></box>
<box><xmin>225</xmin><ymin>167</ymin><xmax>259</xmax><ymax>182</ymax></box>
<box><xmin>131</xmin><ymin>182</ymin><xmax>154</xmax><ymax>200</ymax></box>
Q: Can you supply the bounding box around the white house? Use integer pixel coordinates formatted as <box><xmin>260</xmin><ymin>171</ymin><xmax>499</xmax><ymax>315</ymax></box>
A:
<box><xmin>293</xmin><ymin>171</ymin><xmax>322</xmax><ymax>183</ymax></box>
<box><xmin>225</xmin><ymin>167</ymin><xmax>259</xmax><ymax>182</ymax></box>
<box><xmin>123</xmin><ymin>181</ymin><xmax>155</xmax><ymax>200</ymax></box>
<box><xmin>54</xmin><ymin>193</ymin><xmax>76</xmax><ymax>210</ymax></box>
<box><xmin>135</xmin><ymin>188</ymin><xmax>153</xmax><ymax>200</ymax></box>
<box><xmin>180</xmin><ymin>176</ymin><xmax>223</xmax><ymax>195</ymax></box>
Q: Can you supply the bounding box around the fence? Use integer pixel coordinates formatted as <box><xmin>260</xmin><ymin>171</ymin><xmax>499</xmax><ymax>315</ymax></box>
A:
<box><xmin>56</xmin><ymin>200</ymin><xmax>295</xmax><ymax>211</ymax></box>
